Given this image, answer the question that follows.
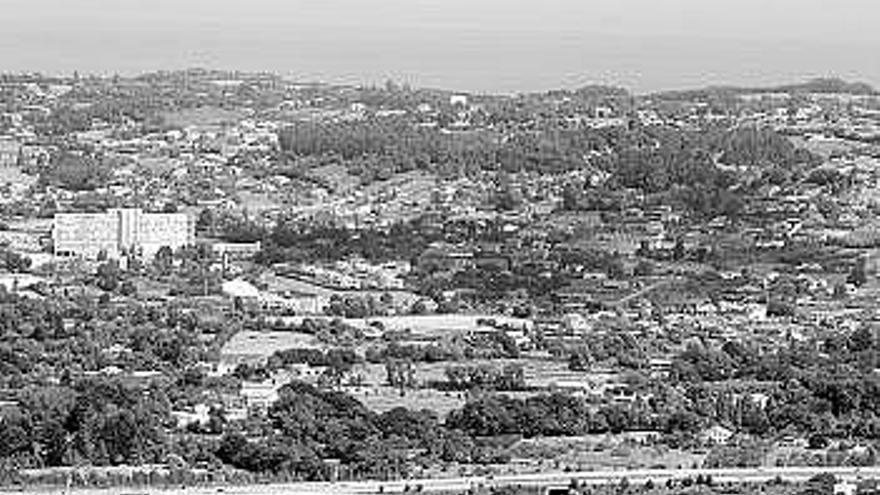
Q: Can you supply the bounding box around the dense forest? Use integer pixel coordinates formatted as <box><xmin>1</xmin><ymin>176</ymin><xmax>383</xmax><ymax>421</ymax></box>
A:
<box><xmin>277</xmin><ymin>116</ymin><xmax>818</xmax><ymax>220</ymax></box>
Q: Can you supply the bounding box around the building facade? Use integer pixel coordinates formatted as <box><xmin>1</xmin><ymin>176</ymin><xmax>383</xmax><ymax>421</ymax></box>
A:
<box><xmin>53</xmin><ymin>208</ymin><xmax>192</xmax><ymax>259</ymax></box>
<box><xmin>0</xmin><ymin>137</ymin><xmax>20</xmax><ymax>168</ymax></box>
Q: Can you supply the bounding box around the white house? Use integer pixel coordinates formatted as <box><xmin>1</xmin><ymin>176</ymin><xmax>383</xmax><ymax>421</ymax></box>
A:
<box><xmin>700</xmin><ymin>425</ymin><xmax>735</xmax><ymax>446</ymax></box>
<box><xmin>833</xmin><ymin>481</ymin><xmax>857</xmax><ymax>495</ymax></box>
<box><xmin>240</xmin><ymin>381</ymin><xmax>281</xmax><ymax>411</ymax></box>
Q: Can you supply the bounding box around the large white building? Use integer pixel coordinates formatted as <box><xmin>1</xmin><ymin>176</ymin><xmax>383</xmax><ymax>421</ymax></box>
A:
<box><xmin>0</xmin><ymin>137</ymin><xmax>20</xmax><ymax>168</ymax></box>
<box><xmin>53</xmin><ymin>208</ymin><xmax>192</xmax><ymax>259</ymax></box>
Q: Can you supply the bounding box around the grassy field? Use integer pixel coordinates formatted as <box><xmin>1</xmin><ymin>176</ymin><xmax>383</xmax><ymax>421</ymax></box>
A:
<box><xmin>790</xmin><ymin>135</ymin><xmax>862</xmax><ymax>159</ymax></box>
<box><xmin>263</xmin><ymin>314</ymin><xmax>530</xmax><ymax>338</ymax></box>
<box><xmin>344</xmin><ymin>384</ymin><xmax>468</xmax><ymax>416</ymax></box>
<box><xmin>0</xmin><ymin>167</ymin><xmax>37</xmax><ymax>186</ymax></box>
<box><xmin>353</xmin><ymin>315</ymin><xmax>532</xmax><ymax>338</ymax></box>
<box><xmin>356</xmin><ymin>359</ymin><xmax>615</xmax><ymax>389</ymax></box>
<box><xmin>308</xmin><ymin>163</ymin><xmax>360</xmax><ymax>193</ymax></box>
<box><xmin>221</xmin><ymin>330</ymin><xmax>321</xmax><ymax>363</ymax></box>
<box><xmin>510</xmin><ymin>436</ymin><xmax>705</xmax><ymax>472</ymax></box>
<box><xmin>260</xmin><ymin>273</ymin><xmax>420</xmax><ymax>305</ymax></box>
<box><xmin>348</xmin><ymin>357</ymin><xmax>622</xmax><ymax>418</ymax></box>
<box><xmin>237</xmin><ymin>191</ymin><xmax>282</xmax><ymax>213</ymax></box>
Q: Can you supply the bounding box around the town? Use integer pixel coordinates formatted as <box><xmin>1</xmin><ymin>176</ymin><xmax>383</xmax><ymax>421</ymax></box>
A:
<box><xmin>0</xmin><ymin>70</ymin><xmax>879</xmax><ymax>495</ymax></box>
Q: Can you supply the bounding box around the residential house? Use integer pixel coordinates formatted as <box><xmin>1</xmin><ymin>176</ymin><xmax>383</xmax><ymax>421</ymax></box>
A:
<box><xmin>701</xmin><ymin>425</ymin><xmax>735</xmax><ymax>446</ymax></box>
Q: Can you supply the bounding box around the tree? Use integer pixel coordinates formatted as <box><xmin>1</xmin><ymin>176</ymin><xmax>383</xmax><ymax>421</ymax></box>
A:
<box><xmin>808</xmin><ymin>434</ymin><xmax>829</xmax><ymax>449</ymax></box>
<box><xmin>410</xmin><ymin>299</ymin><xmax>429</xmax><ymax>315</ymax></box>
<box><xmin>633</xmin><ymin>260</ymin><xmax>654</xmax><ymax>277</ymax></box>
<box><xmin>153</xmin><ymin>246</ymin><xmax>174</xmax><ymax>276</ymax></box>
<box><xmin>377</xmin><ymin>408</ymin><xmax>438</xmax><ymax>445</ymax></box>
<box><xmin>2</xmin><ymin>250</ymin><xmax>31</xmax><ymax>273</ymax></box>
<box><xmin>848</xmin><ymin>257</ymin><xmax>868</xmax><ymax>287</ymax></box>
<box><xmin>438</xmin><ymin>428</ymin><xmax>473</xmax><ymax>463</ymax></box>
<box><xmin>385</xmin><ymin>360</ymin><xmax>416</xmax><ymax>389</ymax></box>
<box><xmin>195</xmin><ymin>208</ymin><xmax>215</xmax><ymax>234</ymax></box>
<box><xmin>498</xmin><ymin>364</ymin><xmax>526</xmax><ymax>391</ymax></box>
<box><xmin>206</xmin><ymin>407</ymin><xmax>226</xmax><ymax>435</ymax></box>
<box><xmin>766</xmin><ymin>299</ymin><xmax>795</xmax><ymax>318</ymax></box>
<box><xmin>43</xmin><ymin>153</ymin><xmax>111</xmax><ymax>192</ymax></box>
<box><xmin>807</xmin><ymin>473</ymin><xmax>836</xmax><ymax>493</ymax></box>
<box><xmin>119</xmin><ymin>280</ymin><xmax>136</xmax><ymax>296</ymax></box>
<box><xmin>849</xmin><ymin>326</ymin><xmax>875</xmax><ymax>352</ymax></box>
<box><xmin>322</xmin><ymin>350</ymin><xmax>355</xmax><ymax>387</ymax></box>
<box><xmin>96</xmin><ymin>260</ymin><xmax>121</xmax><ymax>292</ymax></box>
<box><xmin>492</xmin><ymin>180</ymin><xmax>522</xmax><ymax>211</ymax></box>
<box><xmin>561</xmin><ymin>184</ymin><xmax>583</xmax><ymax>211</ymax></box>
<box><xmin>673</xmin><ymin>239</ymin><xmax>685</xmax><ymax>260</ymax></box>
<box><xmin>607</xmin><ymin>260</ymin><xmax>627</xmax><ymax>280</ymax></box>
<box><xmin>0</xmin><ymin>413</ymin><xmax>33</xmax><ymax>460</ymax></box>
<box><xmin>568</xmin><ymin>348</ymin><xmax>593</xmax><ymax>371</ymax></box>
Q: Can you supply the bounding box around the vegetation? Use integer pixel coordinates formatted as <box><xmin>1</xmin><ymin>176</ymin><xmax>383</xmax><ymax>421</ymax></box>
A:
<box><xmin>39</xmin><ymin>153</ymin><xmax>112</xmax><ymax>192</ymax></box>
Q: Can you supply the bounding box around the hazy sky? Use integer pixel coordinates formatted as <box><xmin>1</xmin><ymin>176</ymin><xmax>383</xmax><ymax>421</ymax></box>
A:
<box><xmin>2</xmin><ymin>0</ymin><xmax>879</xmax><ymax>93</ymax></box>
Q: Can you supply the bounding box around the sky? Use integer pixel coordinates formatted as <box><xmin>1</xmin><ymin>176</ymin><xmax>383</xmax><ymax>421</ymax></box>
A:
<box><xmin>2</xmin><ymin>0</ymin><xmax>880</xmax><ymax>93</ymax></box>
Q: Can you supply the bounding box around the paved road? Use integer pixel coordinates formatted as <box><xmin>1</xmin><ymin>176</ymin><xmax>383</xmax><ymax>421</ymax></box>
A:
<box><xmin>34</xmin><ymin>466</ymin><xmax>880</xmax><ymax>495</ymax></box>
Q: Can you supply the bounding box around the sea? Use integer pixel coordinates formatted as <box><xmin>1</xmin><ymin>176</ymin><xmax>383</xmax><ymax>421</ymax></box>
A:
<box><xmin>2</xmin><ymin>22</ymin><xmax>880</xmax><ymax>95</ymax></box>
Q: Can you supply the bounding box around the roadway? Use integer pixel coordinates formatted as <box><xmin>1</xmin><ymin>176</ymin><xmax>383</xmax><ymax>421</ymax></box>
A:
<box><xmin>44</xmin><ymin>466</ymin><xmax>880</xmax><ymax>495</ymax></box>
